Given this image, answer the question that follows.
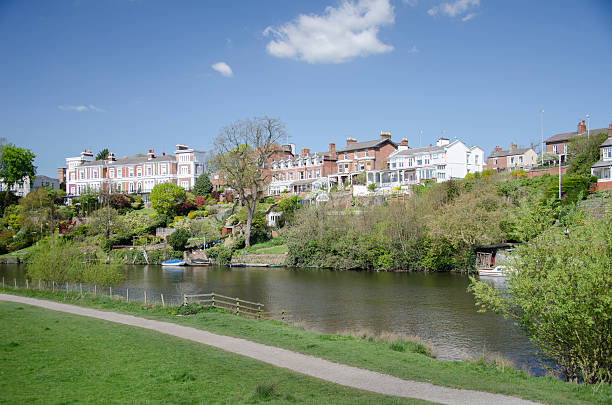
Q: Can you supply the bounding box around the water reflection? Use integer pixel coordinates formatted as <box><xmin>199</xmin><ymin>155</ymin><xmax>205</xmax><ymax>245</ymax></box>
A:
<box><xmin>1</xmin><ymin>263</ymin><xmax>541</xmax><ymax>373</ymax></box>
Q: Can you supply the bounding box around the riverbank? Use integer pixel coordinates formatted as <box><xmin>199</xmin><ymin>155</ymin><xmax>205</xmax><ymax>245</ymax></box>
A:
<box><xmin>1</xmin><ymin>287</ymin><xmax>608</xmax><ymax>404</ymax></box>
<box><xmin>0</xmin><ymin>300</ymin><xmax>424</xmax><ymax>405</ymax></box>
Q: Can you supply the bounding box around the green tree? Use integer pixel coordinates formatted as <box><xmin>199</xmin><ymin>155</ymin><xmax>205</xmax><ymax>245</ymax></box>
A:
<box><xmin>469</xmin><ymin>209</ymin><xmax>612</xmax><ymax>384</ymax></box>
<box><xmin>95</xmin><ymin>148</ymin><xmax>109</xmax><ymax>161</ymax></box>
<box><xmin>0</xmin><ymin>143</ymin><xmax>36</xmax><ymax>193</ymax></box>
<box><xmin>167</xmin><ymin>228</ymin><xmax>190</xmax><ymax>251</ymax></box>
<box><xmin>567</xmin><ymin>132</ymin><xmax>607</xmax><ymax>176</ymax></box>
<box><xmin>210</xmin><ymin>117</ymin><xmax>285</xmax><ymax>247</ymax></box>
<box><xmin>275</xmin><ymin>195</ymin><xmax>301</xmax><ymax>226</ymax></box>
<box><xmin>150</xmin><ymin>182</ymin><xmax>186</xmax><ymax>216</ymax></box>
<box><xmin>193</xmin><ymin>173</ymin><xmax>213</xmax><ymax>197</ymax></box>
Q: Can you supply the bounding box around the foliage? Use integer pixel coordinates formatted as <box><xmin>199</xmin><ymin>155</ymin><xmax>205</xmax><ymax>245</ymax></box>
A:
<box><xmin>209</xmin><ymin>116</ymin><xmax>285</xmax><ymax>246</ymax></box>
<box><xmin>77</xmin><ymin>189</ymin><xmax>100</xmax><ymax>215</ymax></box>
<box><xmin>95</xmin><ymin>148</ymin><xmax>109</xmax><ymax>161</ymax></box>
<box><xmin>0</xmin><ymin>191</ymin><xmax>19</xmax><ymax>216</ymax></box>
<box><xmin>194</xmin><ymin>195</ymin><xmax>206</xmax><ymax>209</ymax></box>
<box><xmin>193</xmin><ymin>173</ymin><xmax>213</xmax><ymax>197</ymax></box>
<box><xmin>26</xmin><ymin>236</ymin><xmax>124</xmax><ymax>285</ymax></box>
<box><xmin>566</xmin><ymin>132</ymin><xmax>608</xmax><ymax>177</ymax></box>
<box><xmin>367</xmin><ymin>183</ymin><xmax>376</xmax><ymax>191</ymax></box>
<box><xmin>544</xmin><ymin>174</ymin><xmax>593</xmax><ymax>205</ymax></box>
<box><xmin>150</xmin><ymin>183</ymin><xmax>186</xmax><ymax>216</ymax></box>
<box><xmin>0</xmin><ymin>143</ymin><xmax>36</xmax><ymax>189</ymax></box>
<box><xmin>205</xmin><ymin>245</ymin><xmax>232</xmax><ymax>264</ymax></box>
<box><xmin>353</xmin><ymin>171</ymin><xmax>366</xmax><ymax>185</ymax></box>
<box><xmin>469</xmin><ymin>209</ymin><xmax>612</xmax><ymax>384</ymax></box>
<box><xmin>111</xmin><ymin>247</ymin><xmax>182</xmax><ymax>264</ymax></box>
<box><xmin>275</xmin><ymin>195</ymin><xmax>301</xmax><ymax>226</ymax></box>
<box><xmin>187</xmin><ymin>211</ymin><xmax>197</xmax><ymax>220</ymax></box>
<box><xmin>167</xmin><ymin>228</ymin><xmax>190</xmax><ymax>251</ymax></box>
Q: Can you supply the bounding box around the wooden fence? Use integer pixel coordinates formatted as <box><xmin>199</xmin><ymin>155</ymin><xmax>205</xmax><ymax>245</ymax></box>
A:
<box><xmin>183</xmin><ymin>292</ymin><xmax>289</xmax><ymax>321</ymax></box>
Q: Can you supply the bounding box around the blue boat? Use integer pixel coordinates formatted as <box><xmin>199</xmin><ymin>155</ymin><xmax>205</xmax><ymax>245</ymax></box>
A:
<box><xmin>161</xmin><ymin>259</ymin><xmax>186</xmax><ymax>266</ymax></box>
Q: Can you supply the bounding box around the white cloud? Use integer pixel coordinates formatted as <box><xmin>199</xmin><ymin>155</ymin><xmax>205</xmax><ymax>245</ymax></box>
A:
<box><xmin>58</xmin><ymin>105</ymin><xmax>105</xmax><ymax>112</ymax></box>
<box><xmin>402</xmin><ymin>0</ymin><xmax>418</xmax><ymax>6</ymax></box>
<box><xmin>461</xmin><ymin>12</ymin><xmax>476</xmax><ymax>21</ymax></box>
<box><xmin>211</xmin><ymin>62</ymin><xmax>233</xmax><ymax>77</ymax></box>
<box><xmin>263</xmin><ymin>0</ymin><xmax>395</xmax><ymax>64</ymax></box>
<box><xmin>428</xmin><ymin>0</ymin><xmax>479</xmax><ymax>18</ymax></box>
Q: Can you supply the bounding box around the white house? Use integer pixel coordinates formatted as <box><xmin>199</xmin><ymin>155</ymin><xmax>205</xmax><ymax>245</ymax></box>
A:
<box><xmin>367</xmin><ymin>137</ymin><xmax>484</xmax><ymax>188</ymax></box>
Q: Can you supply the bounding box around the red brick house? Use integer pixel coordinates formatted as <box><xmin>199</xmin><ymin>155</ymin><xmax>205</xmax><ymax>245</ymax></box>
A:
<box><xmin>545</xmin><ymin>120</ymin><xmax>609</xmax><ymax>163</ymax></box>
<box><xmin>484</xmin><ymin>143</ymin><xmax>538</xmax><ymax>172</ymax></box>
<box><xmin>328</xmin><ymin>132</ymin><xmax>398</xmax><ymax>186</ymax></box>
<box><xmin>591</xmin><ymin>123</ymin><xmax>612</xmax><ymax>191</ymax></box>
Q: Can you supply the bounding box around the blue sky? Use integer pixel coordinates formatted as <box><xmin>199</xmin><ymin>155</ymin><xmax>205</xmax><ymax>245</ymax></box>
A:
<box><xmin>1</xmin><ymin>0</ymin><xmax>611</xmax><ymax>177</ymax></box>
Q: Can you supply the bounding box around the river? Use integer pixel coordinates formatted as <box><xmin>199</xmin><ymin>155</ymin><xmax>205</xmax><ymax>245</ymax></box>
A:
<box><xmin>0</xmin><ymin>263</ymin><xmax>543</xmax><ymax>374</ymax></box>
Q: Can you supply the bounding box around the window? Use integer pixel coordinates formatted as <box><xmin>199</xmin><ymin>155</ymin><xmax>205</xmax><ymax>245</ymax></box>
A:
<box><xmin>80</xmin><ymin>170</ymin><xmax>84</xmax><ymax>179</ymax></box>
<box><xmin>553</xmin><ymin>145</ymin><xmax>558</xmax><ymax>154</ymax></box>
<box><xmin>474</xmin><ymin>156</ymin><xmax>479</xmax><ymax>165</ymax></box>
<box><xmin>344</xmin><ymin>152</ymin><xmax>348</xmax><ymax>160</ymax></box>
<box><xmin>93</xmin><ymin>170</ymin><xmax>98</xmax><ymax>179</ymax></box>
<box><xmin>354</xmin><ymin>164</ymin><xmax>358</xmax><ymax>172</ymax></box>
<box><xmin>117</xmin><ymin>168</ymin><xmax>122</xmax><ymax>178</ymax></box>
<box><xmin>315</xmin><ymin>169</ymin><xmax>320</xmax><ymax>178</ymax></box>
<box><xmin>161</xmin><ymin>164</ymin><xmax>167</xmax><ymax>175</ymax></box>
<box><xmin>603</xmin><ymin>168</ymin><xmax>611</xmax><ymax>179</ymax></box>
<box><xmin>129</xmin><ymin>168</ymin><xmax>134</xmax><ymax>177</ymax></box>
<box><xmin>147</xmin><ymin>166</ymin><xmax>152</xmax><ymax>176</ymax></box>
<box><xmin>408</xmin><ymin>158</ymin><xmax>413</xmax><ymax>167</ymax></box>
<box><xmin>354</xmin><ymin>152</ymin><xmax>358</xmax><ymax>159</ymax></box>
<box><xmin>424</xmin><ymin>158</ymin><xmax>430</xmax><ymax>165</ymax></box>
<box><xmin>338</xmin><ymin>165</ymin><xmax>343</xmax><ymax>173</ymax></box>
<box><xmin>519</xmin><ymin>156</ymin><xmax>523</xmax><ymax>163</ymax></box>
<box><xmin>137</xmin><ymin>182</ymin><xmax>142</xmax><ymax>192</ymax></box>
<box><xmin>510</xmin><ymin>157</ymin><xmax>515</xmax><ymax>164</ymax></box>
<box><xmin>417</xmin><ymin>159</ymin><xmax>422</xmax><ymax>165</ymax></box>
<box><xmin>137</xmin><ymin>168</ymin><xmax>142</xmax><ymax>177</ymax></box>
<box><xmin>289</xmin><ymin>172</ymin><xmax>294</xmax><ymax>180</ymax></box>
<box><xmin>360</xmin><ymin>162</ymin><xmax>365</xmax><ymax>171</ymax></box>
<box><xmin>563</xmin><ymin>144</ymin><xmax>568</xmax><ymax>154</ymax></box>
<box><xmin>129</xmin><ymin>182</ymin><xmax>134</xmax><ymax>193</ymax></box>
<box><xmin>366</xmin><ymin>161</ymin><xmax>371</xmax><ymax>168</ymax></box>
<box><xmin>70</xmin><ymin>173</ymin><xmax>74</xmax><ymax>180</ymax></box>
<box><xmin>603</xmin><ymin>147</ymin><xmax>612</xmax><ymax>160</ymax></box>
<box><xmin>181</xmin><ymin>166</ymin><xmax>188</xmax><ymax>175</ymax></box>
<box><xmin>344</xmin><ymin>164</ymin><xmax>349</xmax><ymax>170</ymax></box>
<box><xmin>109</xmin><ymin>169</ymin><xmax>114</xmax><ymax>178</ymax></box>
<box><xmin>117</xmin><ymin>183</ymin><xmax>121</xmax><ymax>192</ymax></box>
<box><xmin>494</xmin><ymin>158</ymin><xmax>498</xmax><ymax>165</ymax></box>
<box><xmin>181</xmin><ymin>181</ymin><xmax>189</xmax><ymax>189</ymax></box>
<box><xmin>300</xmin><ymin>171</ymin><xmax>305</xmax><ymax>179</ymax></box>
<box><xmin>365</xmin><ymin>150</ymin><xmax>369</xmax><ymax>157</ymax></box>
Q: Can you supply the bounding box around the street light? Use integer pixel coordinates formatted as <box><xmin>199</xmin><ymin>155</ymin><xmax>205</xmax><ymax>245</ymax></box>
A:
<box><xmin>586</xmin><ymin>114</ymin><xmax>591</xmax><ymax>139</ymax></box>
<box><xmin>540</xmin><ymin>109</ymin><xmax>544</xmax><ymax>167</ymax></box>
<box><xmin>558</xmin><ymin>153</ymin><xmax>562</xmax><ymax>200</ymax></box>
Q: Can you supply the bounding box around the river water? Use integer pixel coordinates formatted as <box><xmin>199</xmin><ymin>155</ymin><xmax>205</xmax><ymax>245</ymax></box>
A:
<box><xmin>0</xmin><ymin>263</ymin><xmax>543</xmax><ymax>373</ymax></box>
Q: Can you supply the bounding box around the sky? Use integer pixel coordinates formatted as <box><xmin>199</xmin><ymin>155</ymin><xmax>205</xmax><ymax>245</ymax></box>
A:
<box><xmin>1</xmin><ymin>0</ymin><xmax>611</xmax><ymax>177</ymax></box>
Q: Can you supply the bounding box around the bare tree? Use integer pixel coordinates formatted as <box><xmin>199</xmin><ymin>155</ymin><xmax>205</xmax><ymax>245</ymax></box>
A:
<box><xmin>210</xmin><ymin>117</ymin><xmax>285</xmax><ymax>246</ymax></box>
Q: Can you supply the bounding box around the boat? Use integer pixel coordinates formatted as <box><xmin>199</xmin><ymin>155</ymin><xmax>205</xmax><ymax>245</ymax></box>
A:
<box><xmin>226</xmin><ymin>263</ymin><xmax>246</xmax><ymax>268</ymax></box>
<box><xmin>268</xmin><ymin>264</ymin><xmax>283</xmax><ymax>268</ymax></box>
<box><xmin>475</xmin><ymin>244</ymin><xmax>516</xmax><ymax>278</ymax></box>
<box><xmin>189</xmin><ymin>258</ymin><xmax>211</xmax><ymax>266</ymax></box>
<box><xmin>478</xmin><ymin>265</ymin><xmax>507</xmax><ymax>277</ymax></box>
<box><xmin>161</xmin><ymin>259</ymin><xmax>186</xmax><ymax>266</ymax></box>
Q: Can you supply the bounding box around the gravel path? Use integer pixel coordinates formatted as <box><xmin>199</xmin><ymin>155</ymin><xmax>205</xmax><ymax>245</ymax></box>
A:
<box><xmin>0</xmin><ymin>294</ymin><xmax>539</xmax><ymax>405</ymax></box>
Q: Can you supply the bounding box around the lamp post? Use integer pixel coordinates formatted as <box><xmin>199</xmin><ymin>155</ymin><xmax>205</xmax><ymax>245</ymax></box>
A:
<box><xmin>558</xmin><ymin>153</ymin><xmax>562</xmax><ymax>200</ymax></box>
<box><xmin>586</xmin><ymin>114</ymin><xmax>590</xmax><ymax>139</ymax></box>
<box><xmin>540</xmin><ymin>109</ymin><xmax>544</xmax><ymax>167</ymax></box>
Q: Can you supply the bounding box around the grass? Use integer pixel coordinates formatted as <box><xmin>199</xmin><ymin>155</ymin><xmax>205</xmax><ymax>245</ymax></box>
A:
<box><xmin>245</xmin><ymin>238</ymin><xmax>288</xmax><ymax>255</ymax></box>
<box><xmin>0</xmin><ymin>301</ymin><xmax>428</xmax><ymax>404</ymax></box>
<box><xmin>2</xmin><ymin>287</ymin><xmax>611</xmax><ymax>405</ymax></box>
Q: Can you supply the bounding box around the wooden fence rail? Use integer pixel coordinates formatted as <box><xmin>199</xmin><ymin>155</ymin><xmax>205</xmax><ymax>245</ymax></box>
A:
<box><xmin>183</xmin><ymin>292</ymin><xmax>288</xmax><ymax>321</ymax></box>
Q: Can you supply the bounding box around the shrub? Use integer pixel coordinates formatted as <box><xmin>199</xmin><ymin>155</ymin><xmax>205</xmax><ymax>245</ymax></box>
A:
<box><xmin>194</xmin><ymin>195</ymin><xmax>206</xmax><ymax>209</ymax></box>
<box><xmin>206</xmin><ymin>245</ymin><xmax>232</xmax><ymax>264</ymax></box>
<box><xmin>150</xmin><ymin>183</ymin><xmax>186</xmax><ymax>216</ymax></box>
<box><xmin>176</xmin><ymin>302</ymin><xmax>204</xmax><ymax>315</ymax></box>
<box><xmin>469</xmin><ymin>209</ymin><xmax>612</xmax><ymax>384</ymax></box>
<box><xmin>167</xmin><ymin>228</ymin><xmax>190</xmax><ymax>251</ymax></box>
<box><xmin>367</xmin><ymin>183</ymin><xmax>376</xmax><ymax>192</ymax></box>
<box><xmin>187</xmin><ymin>212</ymin><xmax>197</xmax><ymax>220</ymax></box>
<box><xmin>193</xmin><ymin>173</ymin><xmax>213</xmax><ymax>197</ymax></box>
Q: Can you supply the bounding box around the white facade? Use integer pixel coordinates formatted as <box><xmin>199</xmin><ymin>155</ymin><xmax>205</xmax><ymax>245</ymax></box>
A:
<box><xmin>65</xmin><ymin>145</ymin><xmax>206</xmax><ymax>196</ymax></box>
<box><xmin>370</xmin><ymin>138</ymin><xmax>484</xmax><ymax>188</ymax></box>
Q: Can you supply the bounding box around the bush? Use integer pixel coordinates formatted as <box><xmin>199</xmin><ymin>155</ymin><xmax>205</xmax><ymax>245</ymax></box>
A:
<box><xmin>193</xmin><ymin>173</ymin><xmax>213</xmax><ymax>197</ymax></box>
<box><xmin>150</xmin><ymin>183</ymin><xmax>186</xmax><ymax>216</ymax></box>
<box><xmin>206</xmin><ymin>245</ymin><xmax>232</xmax><ymax>264</ymax></box>
<box><xmin>469</xmin><ymin>209</ymin><xmax>612</xmax><ymax>384</ymax></box>
<box><xmin>167</xmin><ymin>228</ymin><xmax>190</xmax><ymax>251</ymax></box>
<box><xmin>187</xmin><ymin>212</ymin><xmax>197</xmax><ymax>220</ymax></box>
<box><xmin>194</xmin><ymin>195</ymin><xmax>206</xmax><ymax>209</ymax></box>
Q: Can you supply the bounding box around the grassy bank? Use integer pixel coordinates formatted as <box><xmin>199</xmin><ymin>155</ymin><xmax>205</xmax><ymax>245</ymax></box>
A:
<box><xmin>0</xmin><ymin>301</ymin><xmax>426</xmax><ymax>404</ymax></box>
<box><xmin>2</xmin><ymin>288</ymin><xmax>610</xmax><ymax>404</ymax></box>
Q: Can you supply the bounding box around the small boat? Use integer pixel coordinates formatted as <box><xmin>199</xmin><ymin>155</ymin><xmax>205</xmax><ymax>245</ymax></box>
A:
<box><xmin>161</xmin><ymin>259</ymin><xmax>186</xmax><ymax>266</ymax></box>
<box><xmin>226</xmin><ymin>263</ymin><xmax>246</xmax><ymax>268</ymax></box>
<box><xmin>478</xmin><ymin>266</ymin><xmax>506</xmax><ymax>277</ymax></box>
<box><xmin>189</xmin><ymin>259</ymin><xmax>211</xmax><ymax>266</ymax></box>
<box><xmin>268</xmin><ymin>264</ymin><xmax>283</xmax><ymax>268</ymax></box>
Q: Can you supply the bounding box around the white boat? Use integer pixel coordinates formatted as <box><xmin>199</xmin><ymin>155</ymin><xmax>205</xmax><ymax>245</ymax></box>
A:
<box><xmin>161</xmin><ymin>259</ymin><xmax>186</xmax><ymax>266</ymax></box>
<box><xmin>478</xmin><ymin>266</ymin><xmax>507</xmax><ymax>277</ymax></box>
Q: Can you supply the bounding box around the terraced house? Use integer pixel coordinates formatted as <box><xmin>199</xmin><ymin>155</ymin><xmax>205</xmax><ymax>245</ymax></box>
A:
<box><xmin>484</xmin><ymin>143</ymin><xmax>538</xmax><ymax>172</ymax></box>
<box><xmin>65</xmin><ymin>145</ymin><xmax>206</xmax><ymax>196</ymax></box>
<box><xmin>369</xmin><ymin>137</ymin><xmax>483</xmax><ymax>188</ymax></box>
<box><xmin>591</xmin><ymin>123</ymin><xmax>612</xmax><ymax>191</ymax></box>
<box><xmin>328</xmin><ymin>132</ymin><xmax>398</xmax><ymax>186</ymax></box>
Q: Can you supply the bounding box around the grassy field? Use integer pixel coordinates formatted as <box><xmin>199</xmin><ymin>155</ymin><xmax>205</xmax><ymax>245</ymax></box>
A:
<box><xmin>0</xmin><ymin>301</ymin><xmax>429</xmax><ymax>405</ymax></box>
<box><xmin>2</xmin><ymin>288</ymin><xmax>610</xmax><ymax>405</ymax></box>
<box><xmin>245</xmin><ymin>239</ymin><xmax>288</xmax><ymax>255</ymax></box>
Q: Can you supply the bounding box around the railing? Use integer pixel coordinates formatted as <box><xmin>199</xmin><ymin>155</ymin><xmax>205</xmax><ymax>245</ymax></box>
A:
<box><xmin>1</xmin><ymin>277</ymin><xmax>290</xmax><ymax>322</ymax></box>
<box><xmin>184</xmin><ymin>292</ymin><xmax>289</xmax><ymax>321</ymax></box>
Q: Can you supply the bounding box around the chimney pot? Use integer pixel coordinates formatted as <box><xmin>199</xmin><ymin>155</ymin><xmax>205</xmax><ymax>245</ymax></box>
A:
<box><xmin>162</xmin><ymin>152</ymin><xmax>165</xmax><ymax>156</ymax></box>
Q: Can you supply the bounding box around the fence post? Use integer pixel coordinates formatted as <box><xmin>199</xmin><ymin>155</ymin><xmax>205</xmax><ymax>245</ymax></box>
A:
<box><xmin>2</xmin><ymin>277</ymin><xmax>4</xmax><ymax>288</ymax></box>
<box><xmin>52</xmin><ymin>281</ymin><xmax>54</xmax><ymax>291</ymax></box>
<box><xmin>236</xmin><ymin>297</ymin><xmax>240</xmax><ymax>315</ymax></box>
<box><xmin>212</xmin><ymin>293</ymin><xmax>215</xmax><ymax>308</ymax></box>
<box><xmin>282</xmin><ymin>311</ymin><xmax>286</xmax><ymax>322</ymax></box>
<box><xmin>26</xmin><ymin>279</ymin><xmax>29</xmax><ymax>289</ymax></box>
<box><xmin>257</xmin><ymin>304</ymin><xmax>262</xmax><ymax>320</ymax></box>
<box><xmin>126</xmin><ymin>288</ymin><xmax>129</xmax><ymax>302</ymax></box>
<box><xmin>144</xmin><ymin>290</ymin><xmax>147</xmax><ymax>305</ymax></box>
<box><xmin>161</xmin><ymin>293</ymin><xmax>165</xmax><ymax>308</ymax></box>
<box><xmin>66</xmin><ymin>282</ymin><xmax>69</xmax><ymax>293</ymax></box>
<box><xmin>109</xmin><ymin>286</ymin><xmax>112</xmax><ymax>298</ymax></box>
<box><xmin>183</xmin><ymin>294</ymin><xmax>187</xmax><ymax>304</ymax></box>
<box><xmin>94</xmin><ymin>284</ymin><xmax>97</xmax><ymax>296</ymax></box>
<box><xmin>79</xmin><ymin>283</ymin><xmax>82</xmax><ymax>295</ymax></box>
<box><xmin>14</xmin><ymin>278</ymin><xmax>17</xmax><ymax>289</ymax></box>
<box><xmin>38</xmin><ymin>279</ymin><xmax>41</xmax><ymax>290</ymax></box>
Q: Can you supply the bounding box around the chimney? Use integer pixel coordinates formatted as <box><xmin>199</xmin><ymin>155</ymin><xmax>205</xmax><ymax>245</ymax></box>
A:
<box><xmin>380</xmin><ymin>131</ymin><xmax>391</xmax><ymax>141</ymax></box>
<box><xmin>509</xmin><ymin>142</ymin><xmax>517</xmax><ymax>152</ymax></box>
<box><xmin>346</xmin><ymin>137</ymin><xmax>357</xmax><ymax>146</ymax></box>
<box><xmin>329</xmin><ymin>143</ymin><xmax>336</xmax><ymax>154</ymax></box>
<box><xmin>162</xmin><ymin>152</ymin><xmax>166</xmax><ymax>156</ymax></box>
<box><xmin>107</xmin><ymin>152</ymin><xmax>116</xmax><ymax>162</ymax></box>
<box><xmin>493</xmin><ymin>146</ymin><xmax>502</xmax><ymax>153</ymax></box>
<box><xmin>80</xmin><ymin>149</ymin><xmax>94</xmax><ymax>162</ymax></box>
<box><xmin>147</xmin><ymin>149</ymin><xmax>155</xmax><ymax>160</ymax></box>
<box><xmin>398</xmin><ymin>138</ymin><xmax>410</xmax><ymax>151</ymax></box>
<box><xmin>577</xmin><ymin>120</ymin><xmax>586</xmax><ymax>134</ymax></box>
<box><xmin>301</xmin><ymin>148</ymin><xmax>310</xmax><ymax>157</ymax></box>
<box><xmin>608</xmin><ymin>122</ymin><xmax>612</xmax><ymax>138</ymax></box>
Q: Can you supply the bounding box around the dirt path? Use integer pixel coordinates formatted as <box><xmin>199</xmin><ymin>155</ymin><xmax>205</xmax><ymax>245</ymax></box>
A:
<box><xmin>0</xmin><ymin>294</ymin><xmax>539</xmax><ymax>405</ymax></box>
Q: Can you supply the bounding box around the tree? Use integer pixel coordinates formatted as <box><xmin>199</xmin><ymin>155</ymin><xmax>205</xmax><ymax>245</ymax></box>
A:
<box><xmin>0</xmin><ymin>143</ymin><xmax>36</xmax><ymax>194</ymax></box>
<box><xmin>193</xmin><ymin>173</ymin><xmax>213</xmax><ymax>197</ymax></box>
<box><xmin>167</xmin><ymin>228</ymin><xmax>189</xmax><ymax>251</ymax></box>
<box><xmin>210</xmin><ymin>117</ymin><xmax>285</xmax><ymax>247</ymax></box>
<box><xmin>95</xmin><ymin>148</ymin><xmax>109</xmax><ymax>161</ymax></box>
<box><xmin>567</xmin><ymin>132</ymin><xmax>608</xmax><ymax>177</ymax></box>
<box><xmin>88</xmin><ymin>206</ymin><xmax>123</xmax><ymax>240</ymax></box>
<box><xmin>469</xmin><ymin>209</ymin><xmax>612</xmax><ymax>384</ymax></box>
<box><xmin>150</xmin><ymin>182</ymin><xmax>186</xmax><ymax>216</ymax></box>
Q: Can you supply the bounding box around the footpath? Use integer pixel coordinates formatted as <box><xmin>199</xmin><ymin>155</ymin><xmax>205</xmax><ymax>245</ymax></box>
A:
<box><xmin>0</xmin><ymin>293</ymin><xmax>538</xmax><ymax>405</ymax></box>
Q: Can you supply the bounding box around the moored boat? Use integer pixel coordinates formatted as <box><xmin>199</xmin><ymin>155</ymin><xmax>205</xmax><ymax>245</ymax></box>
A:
<box><xmin>161</xmin><ymin>259</ymin><xmax>186</xmax><ymax>266</ymax></box>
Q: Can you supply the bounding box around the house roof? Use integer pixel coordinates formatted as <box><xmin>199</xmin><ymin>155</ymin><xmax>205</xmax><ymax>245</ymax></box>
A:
<box><xmin>80</xmin><ymin>154</ymin><xmax>176</xmax><ymax>167</ymax></box>
<box><xmin>600</xmin><ymin>137</ymin><xmax>612</xmax><ymax>147</ymax></box>
<box><xmin>591</xmin><ymin>159</ymin><xmax>612</xmax><ymax>169</ymax></box>
<box><xmin>487</xmin><ymin>147</ymin><xmax>533</xmax><ymax>159</ymax></box>
<box><xmin>336</xmin><ymin>138</ymin><xmax>397</xmax><ymax>153</ymax></box>
<box><xmin>545</xmin><ymin>128</ymin><xmax>607</xmax><ymax>144</ymax></box>
<box><xmin>392</xmin><ymin>144</ymin><xmax>446</xmax><ymax>157</ymax></box>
